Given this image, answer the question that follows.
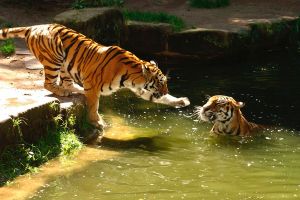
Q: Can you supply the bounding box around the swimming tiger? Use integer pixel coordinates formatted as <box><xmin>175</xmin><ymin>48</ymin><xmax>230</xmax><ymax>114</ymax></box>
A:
<box><xmin>0</xmin><ymin>24</ymin><xmax>190</xmax><ymax>129</ymax></box>
<box><xmin>194</xmin><ymin>95</ymin><xmax>263</xmax><ymax>136</ymax></box>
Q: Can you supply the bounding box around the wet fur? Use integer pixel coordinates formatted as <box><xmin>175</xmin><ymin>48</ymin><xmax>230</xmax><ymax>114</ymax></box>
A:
<box><xmin>194</xmin><ymin>95</ymin><xmax>263</xmax><ymax>136</ymax></box>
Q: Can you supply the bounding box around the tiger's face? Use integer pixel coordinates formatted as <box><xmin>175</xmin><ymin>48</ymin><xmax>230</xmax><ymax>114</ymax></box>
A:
<box><xmin>142</xmin><ymin>60</ymin><xmax>168</xmax><ymax>100</ymax></box>
<box><xmin>195</xmin><ymin>95</ymin><xmax>245</xmax><ymax>123</ymax></box>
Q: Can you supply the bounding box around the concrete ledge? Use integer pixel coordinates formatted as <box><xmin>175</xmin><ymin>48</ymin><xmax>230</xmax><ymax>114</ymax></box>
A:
<box><xmin>0</xmin><ymin>54</ymin><xmax>91</xmax><ymax>151</ymax></box>
<box><xmin>0</xmin><ymin>90</ymin><xmax>59</xmax><ymax>149</ymax></box>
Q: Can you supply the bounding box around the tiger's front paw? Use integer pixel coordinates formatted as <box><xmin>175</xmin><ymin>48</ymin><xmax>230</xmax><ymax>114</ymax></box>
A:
<box><xmin>174</xmin><ymin>97</ymin><xmax>190</xmax><ymax>108</ymax></box>
<box><xmin>90</xmin><ymin>120</ymin><xmax>105</xmax><ymax>131</ymax></box>
<box><xmin>90</xmin><ymin>116</ymin><xmax>107</xmax><ymax>131</ymax></box>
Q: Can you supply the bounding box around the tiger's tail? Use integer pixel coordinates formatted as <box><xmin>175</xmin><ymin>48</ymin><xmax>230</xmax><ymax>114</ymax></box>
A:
<box><xmin>0</xmin><ymin>27</ymin><xmax>29</xmax><ymax>40</ymax></box>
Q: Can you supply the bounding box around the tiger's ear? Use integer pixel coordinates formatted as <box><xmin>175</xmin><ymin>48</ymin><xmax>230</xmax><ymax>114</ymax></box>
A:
<box><xmin>237</xmin><ymin>101</ymin><xmax>245</xmax><ymax>108</ymax></box>
<box><xmin>205</xmin><ymin>95</ymin><xmax>211</xmax><ymax>100</ymax></box>
<box><xmin>142</xmin><ymin>64</ymin><xmax>154</xmax><ymax>79</ymax></box>
<box><xmin>150</xmin><ymin>60</ymin><xmax>158</xmax><ymax>66</ymax></box>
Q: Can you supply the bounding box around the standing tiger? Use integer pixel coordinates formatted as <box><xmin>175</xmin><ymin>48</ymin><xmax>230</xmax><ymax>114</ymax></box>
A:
<box><xmin>0</xmin><ymin>24</ymin><xmax>190</xmax><ymax>129</ymax></box>
<box><xmin>194</xmin><ymin>95</ymin><xmax>263</xmax><ymax>136</ymax></box>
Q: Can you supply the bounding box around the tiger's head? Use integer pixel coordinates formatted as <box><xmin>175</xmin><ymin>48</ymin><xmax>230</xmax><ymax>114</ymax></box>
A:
<box><xmin>194</xmin><ymin>95</ymin><xmax>264</xmax><ymax>136</ymax></box>
<box><xmin>140</xmin><ymin>60</ymin><xmax>169</xmax><ymax>100</ymax></box>
<box><xmin>194</xmin><ymin>95</ymin><xmax>245</xmax><ymax>124</ymax></box>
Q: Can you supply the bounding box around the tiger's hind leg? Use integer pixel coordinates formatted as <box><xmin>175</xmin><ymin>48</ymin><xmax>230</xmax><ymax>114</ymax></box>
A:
<box><xmin>59</xmin><ymin>70</ymin><xmax>85</xmax><ymax>95</ymax></box>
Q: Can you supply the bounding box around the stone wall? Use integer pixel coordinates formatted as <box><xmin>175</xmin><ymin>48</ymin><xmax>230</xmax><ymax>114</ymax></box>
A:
<box><xmin>121</xmin><ymin>21</ymin><xmax>172</xmax><ymax>54</ymax></box>
<box><xmin>54</xmin><ymin>7</ymin><xmax>124</xmax><ymax>45</ymax></box>
<box><xmin>53</xmin><ymin>8</ymin><xmax>300</xmax><ymax>64</ymax></box>
<box><xmin>0</xmin><ymin>99</ymin><xmax>60</xmax><ymax>150</ymax></box>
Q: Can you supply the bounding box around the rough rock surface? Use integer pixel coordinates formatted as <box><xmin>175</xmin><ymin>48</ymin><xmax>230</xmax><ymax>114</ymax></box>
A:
<box><xmin>54</xmin><ymin>7</ymin><xmax>124</xmax><ymax>45</ymax></box>
<box><xmin>122</xmin><ymin>21</ymin><xmax>173</xmax><ymax>54</ymax></box>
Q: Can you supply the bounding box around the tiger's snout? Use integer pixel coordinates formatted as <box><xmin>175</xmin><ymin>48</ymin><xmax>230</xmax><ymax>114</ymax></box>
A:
<box><xmin>207</xmin><ymin>112</ymin><xmax>216</xmax><ymax>122</ymax></box>
<box><xmin>194</xmin><ymin>105</ymin><xmax>215</xmax><ymax>123</ymax></box>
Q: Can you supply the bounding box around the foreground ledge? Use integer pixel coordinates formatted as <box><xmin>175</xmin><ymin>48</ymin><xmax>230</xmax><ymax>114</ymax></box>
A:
<box><xmin>0</xmin><ymin>53</ymin><xmax>95</xmax><ymax>152</ymax></box>
<box><xmin>0</xmin><ymin>87</ymin><xmax>88</xmax><ymax>151</ymax></box>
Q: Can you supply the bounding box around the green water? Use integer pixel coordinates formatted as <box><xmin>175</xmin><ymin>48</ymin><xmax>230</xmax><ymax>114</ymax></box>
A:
<box><xmin>29</xmin><ymin>52</ymin><xmax>300</xmax><ymax>199</ymax></box>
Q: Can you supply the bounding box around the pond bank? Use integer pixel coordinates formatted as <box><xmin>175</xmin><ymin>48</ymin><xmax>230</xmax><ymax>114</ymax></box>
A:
<box><xmin>0</xmin><ymin>52</ymin><xmax>90</xmax><ymax>152</ymax></box>
<box><xmin>53</xmin><ymin>7</ymin><xmax>300</xmax><ymax>65</ymax></box>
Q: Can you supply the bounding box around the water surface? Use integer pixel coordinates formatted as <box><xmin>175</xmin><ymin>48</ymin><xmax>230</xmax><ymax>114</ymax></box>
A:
<box><xmin>29</xmin><ymin>52</ymin><xmax>300</xmax><ymax>200</ymax></box>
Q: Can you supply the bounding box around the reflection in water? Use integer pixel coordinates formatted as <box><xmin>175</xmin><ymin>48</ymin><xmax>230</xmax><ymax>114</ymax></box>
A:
<box><xmin>104</xmin><ymin>113</ymin><xmax>160</xmax><ymax>141</ymax></box>
<box><xmin>3</xmin><ymin>52</ymin><xmax>300</xmax><ymax>199</ymax></box>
